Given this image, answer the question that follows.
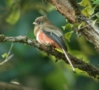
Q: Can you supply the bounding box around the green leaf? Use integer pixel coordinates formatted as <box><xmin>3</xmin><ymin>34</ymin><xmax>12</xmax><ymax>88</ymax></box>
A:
<box><xmin>74</xmin><ymin>23</ymin><xmax>79</xmax><ymax>28</ymax></box>
<box><xmin>88</xmin><ymin>6</ymin><xmax>95</xmax><ymax>15</ymax></box>
<box><xmin>79</xmin><ymin>0</ymin><xmax>95</xmax><ymax>16</ymax></box>
<box><xmin>2</xmin><ymin>53</ymin><xmax>8</xmax><ymax>58</ymax></box>
<box><xmin>92</xmin><ymin>18</ymin><xmax>99</xmax><ymax>26</ymax></box>
<box><xmin>78</xmin><ymin>0</ymin><xmax>88</xmax><ymax>6</ymax></box>
<box><xmin>95</xmin><ymin>12</ymin><xmax>99</xmax><ymax>18</ymax></box>
<box><xmin>62</xmin><ymin>25</ymin><xmax>66</xmax><ymax>30</ymax></box>
<box><xmin>93</xmin><ymin>0</ymin><xmax>99</xmax><ymax>4</ymax></box>
<box><xmin>62</xmin><ymin>23</ymin><xmax>73</xmax><ymax>30</ymax></box>
<box><xmin>82</xmin><ymin>6</ymin><xmax>95</xmax><ymax>16</ymax></box>
<box><xmin>65</xmin><ymin>31</ymin><xmax>74</xmax><ymax>42</ymax></box>
<box><xmin>6</xmin><ymin>5</ymin><xmax>20</xmax><ymax>24</ymax></box>
<box><xmin>78</xmin><ymin>22</ymin><xmax>85</xmax><ymax>30</ymax></box>
<box><xmin>78</xmin><ymin>0</ymin><xmax>92</xmax><ymax>7</ymax></box>
<box><xmin>65</xmin><ymin>23</ymin><xmax>73</xmax><ymax>30</ymax></box>
<box><xmin>92</xmin><ymin>19</ymin><xmax>97</xmax><ymax>26</ymax></box>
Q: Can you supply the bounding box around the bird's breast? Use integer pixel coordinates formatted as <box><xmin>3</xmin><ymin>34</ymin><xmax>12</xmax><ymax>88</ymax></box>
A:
<box><xmin>36</xmin><ymin>31</ymin><xmax>60</xmax><ymax>48</ymax></box>
<box><xmin>34</xmin><ymin>26</ymin><xmax>40</xmax><ymax>36</ymax></box>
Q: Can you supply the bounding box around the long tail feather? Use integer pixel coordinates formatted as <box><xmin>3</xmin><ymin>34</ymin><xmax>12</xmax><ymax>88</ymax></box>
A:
<box><xmin>62</xmin><ymin>48</ymin><xmax>75</xmax><ymax>72</ymax></box>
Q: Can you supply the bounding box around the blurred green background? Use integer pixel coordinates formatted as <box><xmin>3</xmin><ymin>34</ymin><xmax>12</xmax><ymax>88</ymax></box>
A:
<box><xmin>0</xmin><ymin>0</ymin><xmax>99</xmax><ymax>90</ymax></box>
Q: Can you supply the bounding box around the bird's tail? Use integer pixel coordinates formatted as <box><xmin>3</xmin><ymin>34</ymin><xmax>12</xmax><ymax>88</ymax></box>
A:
<box><xmin>62</xmin><ymin>48</ymin><xmax>75</xmax><ymax>72</ymax></box>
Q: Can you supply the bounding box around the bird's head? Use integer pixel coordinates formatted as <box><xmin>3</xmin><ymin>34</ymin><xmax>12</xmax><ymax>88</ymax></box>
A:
<box><xmin>33</xmin><ymin>16</ymin><xmax>52</xmax><ymax>36</ymax></box>
<box><xmin>33</xmin><ymin>16</ymin><xmax>51</xmax><ymax>26</ymax></box>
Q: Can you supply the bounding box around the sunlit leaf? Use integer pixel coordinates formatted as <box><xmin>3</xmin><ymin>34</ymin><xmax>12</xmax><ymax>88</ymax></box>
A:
<box><xmin>62</xmin><ymin>24</ymin><xmax>73</xmax><ymax>30</ymax></box>
<box><xmin>78</xmin><ymin>0</ymin><xmax>88</xmax><ymax>6</ymax></box>
<box><xmin>62</xmin><ymin>25</ymin><xmax>66</xmax><ymax>30</ymax></box>
<box><xmin>82</xmin><ymin>6</ymin><xmax>95</xmax><ymax>16</ymax></box>
<box><xmin>65</xmin><ymin>31</ymin><xmax>74</xmax><ymax>42</ymax></box>
<box><xmin>95</xmin><ymin>12</ymin><xmax>99</xmax><ymax>18</ymax></box>
<box><xmin>65</xmin><ymin>23</ymin><xmax>73</xmax><ymax>30</ymax></box>
<box><xmin>74</xmin><ymin>23</ymin><xmax>79</xmax><ymax>28</ymax></box>
<box><xmin>79</xmin><ymin>0</ymin><xmax>95</xmax><ymax>16</ymax></box>
<box><xmin>6</xmin><ymin>6</ymin><xmax>20</xmax><ymax>24</ymax></box>
<box><xmin>2</xmin><ymin>53</ymin><xmax>8</xmax><ymax>58</ymax></box>
<box><xmin>88</xmin><ymin>6</ymin><xmax>96</xmax><ymax>15</ymax></box>
<box><xmin>78</xmin><ymin>0</ymin><xmax>92</xmax><ymax>7</ymax></box>
<box><xmin>55</xmin><ymin>48</ymin><xmax>63</xmax><ymax>53</ymax></box>
<box><xmin>78</xmin><ymin>22</ymin><xmax>85</xmax><ymax>30</ymax></box>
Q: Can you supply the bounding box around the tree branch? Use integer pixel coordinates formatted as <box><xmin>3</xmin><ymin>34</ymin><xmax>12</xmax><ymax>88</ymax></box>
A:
<box><xmin>0</xmin><ymin>34</ymin><xmax>99</xmax><ymax>78</ymax></box>
<box><xmin>47</xmin><ymin>0</ymin><xmax>99</xmax><ymax>53</ymax></box>
<box><xmin>0</xmin><ymin>82</ymin><xmax>33</xmax><ymax>90</ymax></box>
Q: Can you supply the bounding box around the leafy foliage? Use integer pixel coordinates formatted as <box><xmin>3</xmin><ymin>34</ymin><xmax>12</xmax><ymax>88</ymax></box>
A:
<box><xmin>93</xmin><ymin>0</ymin><xmax>99</xmax><ymax>4</ymax></box>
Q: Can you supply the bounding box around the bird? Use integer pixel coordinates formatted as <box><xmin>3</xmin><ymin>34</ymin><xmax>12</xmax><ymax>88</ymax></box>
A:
<box><xmin>33</xmin><ymin>16</ymin><xmax>75</xmax><ymax>72</ymax></box>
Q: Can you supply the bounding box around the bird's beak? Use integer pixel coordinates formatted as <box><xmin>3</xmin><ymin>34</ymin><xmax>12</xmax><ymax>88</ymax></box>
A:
<box><xmin>33</xmin><ymin>22</ymin><xmax>37</xmax><ymax>25</ymax></box>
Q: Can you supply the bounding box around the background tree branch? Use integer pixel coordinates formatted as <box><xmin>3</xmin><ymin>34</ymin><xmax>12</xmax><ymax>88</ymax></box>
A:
<box><xmin>0</xmin><ymin>34</ymin><xmax>99</xmax><ymax>78</ymax></box>
<box><xmin>47</xmin><ymin>0</ymin><xmax>99</xmax><ymax>53</ymax></box>
<box><xmin>0</xmin><ymin>82</ymin><xmax>33</xmax><ymax>90</ymax></box>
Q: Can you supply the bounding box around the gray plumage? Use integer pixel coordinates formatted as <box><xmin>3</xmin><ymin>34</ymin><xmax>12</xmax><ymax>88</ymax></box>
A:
<box><xmin>33</xmin><ymin>16</ymin><xmax>75</xmax><ymax>72</ymax></box>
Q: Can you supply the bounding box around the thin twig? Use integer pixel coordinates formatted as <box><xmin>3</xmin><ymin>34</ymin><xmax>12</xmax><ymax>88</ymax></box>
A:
<box><xmin>89</xmin><ymin>12</ymin><xmax>99</xmax><ymax>19</ymax></box>
<box><xmin>8</xmin><ymin>43</ymin><xmax>13</xmax><ymax>56</ymax></box>
<box><xmin>0</xmin><ymin>43</ymin><xmax>14</xmax><ymax>65</ymax></box>
<box><xmin>0</xmin><ymin>54</ymin><xmax>14</xmax><ymax>65</ymax></box>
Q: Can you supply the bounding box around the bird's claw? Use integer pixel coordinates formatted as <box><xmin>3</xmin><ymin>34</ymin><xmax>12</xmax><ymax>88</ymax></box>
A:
<box><xmin>45</xmin><ymin>43</ymin><xmax>53</xmax><ymax>50</ymax></box>
<box><xmin>45</xmin><ymin>43</ymin><xmax>51</xmax><ymax>47</ymax></box>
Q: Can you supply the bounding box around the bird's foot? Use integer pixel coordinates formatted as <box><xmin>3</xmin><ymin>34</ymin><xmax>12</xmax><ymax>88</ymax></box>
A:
<box><xmin>45</xmin><ymin>43</ymin><xmax>51</xmax><ymax>47</ymax></box>
<box><xmin>45</xmin><ymin>43</ymin><xmax>53</xmax><ymax>50</ymax></box>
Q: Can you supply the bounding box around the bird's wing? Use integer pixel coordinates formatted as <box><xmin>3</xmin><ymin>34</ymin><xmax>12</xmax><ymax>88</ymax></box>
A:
<box><xmin>41</xmin><ymin>25</ymin><xmax>75</xmax><ymax>71</ymax></box>
<box><xmin>41</xmin><ymin>26</ymin><xmax>67</xmax><ymax>51</ymax></box>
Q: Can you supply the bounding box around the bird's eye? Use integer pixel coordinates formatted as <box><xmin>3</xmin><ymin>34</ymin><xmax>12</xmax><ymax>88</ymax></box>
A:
<box><xmin>37</xmin><ymin>21</ymin><xmax>42</xmax><ymax>25</ymax></box>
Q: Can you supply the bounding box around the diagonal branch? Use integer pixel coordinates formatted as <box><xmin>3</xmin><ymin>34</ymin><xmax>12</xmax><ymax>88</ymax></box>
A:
<box><xmin>47</xmin><ymin>0</ymin><xmax>99</xmax><ymax>53</ymax></box>
<box><xmin>0</xmin><ymin>34</ymin><xmax>99</xmax><ymax>78</ymax></box>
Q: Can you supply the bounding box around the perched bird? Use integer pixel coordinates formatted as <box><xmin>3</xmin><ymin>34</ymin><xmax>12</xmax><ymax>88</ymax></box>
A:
<box><xmin>33</xmin><ymin>16</ymin><xmax>75</xmax><ymax>72</ymax></box>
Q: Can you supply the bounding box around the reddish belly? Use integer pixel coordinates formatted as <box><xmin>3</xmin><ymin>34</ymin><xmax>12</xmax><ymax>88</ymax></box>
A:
<box><xmin>37</xmin><ymin>31</ymin><xmax>60</xmax><ymax>48</ymax></box>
